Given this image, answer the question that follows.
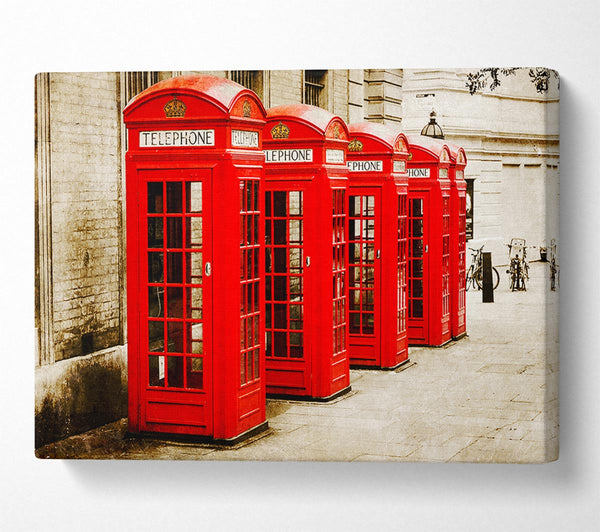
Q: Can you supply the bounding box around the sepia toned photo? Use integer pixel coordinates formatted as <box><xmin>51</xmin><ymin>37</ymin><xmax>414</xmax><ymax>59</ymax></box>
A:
<box><xmin>34</xmin><ymin>68</ymin><xmax>559</xmax><ymax>462</ymax></box>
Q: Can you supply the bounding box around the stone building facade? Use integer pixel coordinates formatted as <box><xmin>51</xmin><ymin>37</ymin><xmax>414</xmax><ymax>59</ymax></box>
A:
<box><xmin>34</xmin><ymin>68</ymin><xmax>558</xmax><ymax>447</ymax></box>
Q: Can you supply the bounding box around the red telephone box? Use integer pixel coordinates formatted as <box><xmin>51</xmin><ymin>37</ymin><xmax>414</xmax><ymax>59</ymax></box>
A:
<box><xmin>447</xmin><ymin>143</ymin><xmax>468</xmax><ymax>340</ymax></box>
<box><xmin>345</xmin><ymin>122</ymin><xmax>409</xmax><ymax>369</ymax></box>
<box><xmin>123</xmin><ymin>75</ymin><xmax>267</xmax><ymax>442</ymax></box>
<box><xmin>263</xmin><ymin>104</ymin><xmax>351</xmax><ymax>400</ymax></box>
<box><xmin>406</xmin><ymin>135</ymin><xmax>452</xmax><ymax>346</ymax></box>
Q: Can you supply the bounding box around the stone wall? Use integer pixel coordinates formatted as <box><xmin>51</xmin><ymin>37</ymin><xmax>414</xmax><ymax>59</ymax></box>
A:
<box><xmin>48</xmin><ymin>72</ymin><xmax>123</xmax><ymax>361</ymax></box>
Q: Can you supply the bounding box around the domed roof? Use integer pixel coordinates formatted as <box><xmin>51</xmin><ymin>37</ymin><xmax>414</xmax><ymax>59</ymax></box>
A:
<box><xmin>421</xmin><ymin>110</ymin><xmax>445</xmax><ymax>140</ymax></box>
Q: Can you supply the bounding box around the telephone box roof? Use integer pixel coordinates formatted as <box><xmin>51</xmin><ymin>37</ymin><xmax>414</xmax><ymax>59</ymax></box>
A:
<box><xmin>348</xmin><ymin>122</ymin><xmax>409</xmax><ymax>153</ymax></box>
<box><xmin>407</xmin><ymin>134</ymin><xmax>450</xmax><ymax>159</ymax></box>
<box><xmin>123</xmin><ymin>75</ymin><xmax>265</xmax><ymax>116</ymax></box>
<box><xmin>266</xmin><ymin>104</ymin><xmax>348</xmax><ymax>138</ymax></box>
<box><xmin>445</xmin><ymin>141</ymin><xmax>467</xmax><ymax>165</ymax></box>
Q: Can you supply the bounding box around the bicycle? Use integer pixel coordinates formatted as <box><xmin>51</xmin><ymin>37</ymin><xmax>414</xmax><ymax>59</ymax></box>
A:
<box><xmin>465</xmin><ymin>244</ymin><xmax>500</xmax><ymax>291</ymax></box>
<box><xmin>506</xmin><ymin>238</ymin><xmax>529</xmax><ymax>291</ymax></box>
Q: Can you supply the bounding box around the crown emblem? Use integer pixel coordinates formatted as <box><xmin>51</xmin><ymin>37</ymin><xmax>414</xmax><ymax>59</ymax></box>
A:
<box><xmin>332</xmin><ymin>124</ymin><xmax>340</xmax><ymax>139</ymax></box>
<box><xmin>271</xmin><ymin>122</ymin><xmax>290</xmax><ymax>139</ymax></box>
<box><xmin>164</xmin><ymin>97</ymin><xmax>186</xmax><ymax>118</ymax></box>
<box><xmin>395</xmin><ymin>138</ymin><xmax>407</xmax><ymax>152</ymax></box>
<box><xmin>348</xmin><ymin>138</ymin><xmax>363</xmax><ymax>152</ymax></box>
<box><xmin>243</xmin><ymin>100</ymin><xmax>252</xmax><ymax>118</ymax></box>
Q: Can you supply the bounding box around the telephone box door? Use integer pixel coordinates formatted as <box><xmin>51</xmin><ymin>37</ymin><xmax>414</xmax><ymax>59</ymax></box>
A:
<box><xmin>140</xmin><ymin>168</ymin><xmax>213</xmax><ymax>435</ymax></box>
<box><xmin>407</xmin><ymin>193</ymin><xmax>429</xmax><ymax>344</ymax></box>
<box><xmin>348</xmin><ymin>189</ymin><xmax>382</xmax><ymax>365</ymax></box>
<box><xmin>264</xmin><ymin>186</ymin><xmax>312</xmax><ymax>396</ymax></box>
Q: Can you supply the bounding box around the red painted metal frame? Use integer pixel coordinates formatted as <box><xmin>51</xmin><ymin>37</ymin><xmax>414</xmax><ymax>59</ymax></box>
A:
<box><xmin>406</xmin><ymin>135</ymin><xmax>452</xmax><ymax>347</ymax></box>
<box><xmin>346</xmin><ymin>123</ymin><xmax>409</xmax><ymax>369</ymax></box>
<box><xmin>263</xmin><ymin>104</ymin><xmax>350</xmax><ymax>400</ymax></box>
<box><xmin>123</xmin><ymin>76</ymin><xmax>267</xmax><ymax>441</ymax></box>
<box><xmin>447</xmin><ymin>144</ymin><xmax>468</xmax><ymax>340</ymax></box>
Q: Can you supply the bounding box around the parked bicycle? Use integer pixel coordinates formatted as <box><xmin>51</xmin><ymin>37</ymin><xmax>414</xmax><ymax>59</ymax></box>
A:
<box><xmin>465</xmin><ymin>244</ymin><xmax>500</xmax><ymax>291</ymax></box>
<box><xmin>506</xmin><ymin>238</ymin><xmax>529</xmax><ymax>291</ymax></box>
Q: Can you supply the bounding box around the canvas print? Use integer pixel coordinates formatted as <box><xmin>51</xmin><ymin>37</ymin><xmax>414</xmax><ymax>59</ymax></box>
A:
<box><xmin>34</xmin><ymin>68</ymin><xmax>559</xmax><ymax>462</ymax></box>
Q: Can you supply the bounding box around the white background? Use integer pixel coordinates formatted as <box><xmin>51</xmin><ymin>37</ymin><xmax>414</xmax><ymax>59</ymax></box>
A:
<box><xmin>1</xmin><ymin>1</ymin><xmax>599</xmax><ymax>530</ymax></box>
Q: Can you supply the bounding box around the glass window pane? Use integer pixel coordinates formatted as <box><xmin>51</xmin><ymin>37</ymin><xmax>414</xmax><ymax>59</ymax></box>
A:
<box><xmin>186</xmin><ymin>287</ymin><xmax>203</xmax><ymax>319</ymax></box>
<box><xmin>350</xmin><ymin>219</ymin><xmax>361</xmax><ymax>241</ymax></box>
<box><xmin>148</xmin><ymin>252</ymin><xmax>164</xmax><ymax>283</ymax></box>
<box><xmin>363</xmin><ymin>267</ymin><xmax>374</xmax><ymax>287</ymax></box>
<box><xmin>191</xmin><ymin>322</ymin><xmax>203</xmax><ymax>341</ymax></box>
<box><xmin>412</xmin><ymin>219</ymin><xmax>423</xmax><ymax>238</ymax></box>
<box><xmin>147</xmin><ymin>182</ymin><xmax>163</xmax><ymax>214</ymax></box>
<box><xmin>412</xmin><ymin>279</ymin><xmax>423</xmax><ymax>298</ymax></box>
<box><xmin>289</xmin><ymin>304</ymin><xmax>302</xmax><ymax>320</ymax></box>
<box><xmin>186</xmin><ymin>357</ymin><xmax>203</xmax><ymax>389</ymax></box>
<box><xmin>289</xmin><ymin>247</ymin><xmax>302</xmax><ymax>273</ymax></box>
<box><xmin>149</xmin><ymin>355</ymin><xmax>164</xmax><ymax>386</ymax></box>
<box><xmin>412</xmin><ymin>239</ymin><xmax>423</xmax><ymax>258</ymax></box>
<box><xmin>362</xmin><ymin>313</ymin><xmax>374</xmax><ymax>335</ymax></box>
<box><xmin>265</xmin><ymin>304</ymin><xmax>272</xmax><ymax>328</ymax></box>
<box><xmin>273</xmin><ymin>191</ymin><xmax>287</xmax><ymax>217</ymax></box>
<box><xmin>186</xmin><ymin>182</ymin><xmax>202</xmax><ymax>213</ymax></box>
<box><xmin>254</xmin><ymin>348</ymin><xmax>259</xmax><ymax>379</ymax></box>
<box><xmin>265</xmin><ymin>191</ymin><xmax>271</xmax><ymax>217</ymax></box>
<box><xmin>266</xmin><ymin>331</ymin><xmax>272</xmax><ymax>357</ymax></box>
<box><xmin>273</xmin><ymin>331</ymin><xmax>287</xmax><ymax>357</ymax></box>
<box><xmin>148</xmin><ymin>321</ymin><xmax>164</xmax><ymax>352</ymax></box>
<box><xmin>349</xmin><ymin>196</ymin><xmax>360</xmax><ymax>217</ymax></box>
<box><xmin>167</xmin><ymin>287</ymin><xmax>183</xmax><ymax>318</ymax></box>
<box><xmin>253</xmin><ymin>181</ymin><xmax>259</xmax><ymax>211</ymax></box>
<box><xmin>412</xmin><ymin>299</ymin><xmax>423</xmax><ymax>318</ymax></box>
<box><xmin>363</xmin><ymin>196</ymin><xmax>375</xmax><ymax>217</ymax></box>
<box><xmin>187</xmin><ymin>217</ymin><xmax>202</xmax><ymax>248</ymax></box>
<box><xmin>290</xmin><ymin>332</ymin><xmax>303</xmax><ymax>348</ymax></box>
<box><xmin>186</xmin><ymin>252</ymin><xmax>203</xmax><ymax>283</ymax></box>
<box><xmin>167</xmin><ymin>218</ymin><xmax>183</xmax><ymax>248</ymax></box>
<box><xmin>148</xmin><ymin>286</ymin><xmax>164</xmax><ymax>318</ymax></box>
<box><xmin>273</xmin><ymin>219</ymin><xmax>286</xmax><ymax>245</ymax></box>
<box><xmin>412</xmin><ymin>259</ymin><xmax>423</xmax><ymax>278</ymax></box>
<box><xmin>273</xmin><ymin>247</ymin><xmax>287</xmax><ymax>273</ymax></box>
<box><xmin>350</xmin><ymin>289</ymin><xmax>360</xmax><ymax>311</ymax></box>
<box><xmin>289</xmin><ymin>191</ymin><xmax>302</xmax><ymax>216</ymax></box>
<box><xmin>167</xmin><ymin>182</ymin><xmax>183</xmax><ymax>213</ymax></box>
<box><xmin>148</xmin><ymin>218</ymin><xmax>163</xmax><ymax>248</ymax></box>
<box><xmin>365</xmin><ymin>220</ymin><xmax>375</xmax><ymax>241</ymax></box>
<box><xmin>289</xmin><ymin>276</ymin><xmax>302</xmax><ymax>299</ymax></box>
<box><xmin>191</xmin><ymin>340</ymin><xmax>203</xmax><ymax>354</ymax></box>
<box><xmin>362</xmin><ymin>290</ymin><xmax>374</xmax><ymax>311</ymax></box>
<box><xmin>349</xmin><ymin>312</ymin><xmax>360</xmax><ymax>334</ymax></box>
<box><xmin>411</xmin><ymin>198</ymin><xmax>423</xmax><ymax>217</ymax></box>
<box><xmin>273</xmin><ymin>276</ymin><xmax>288</xmax><ymax>301</ymax></box>
<box><xmin>167</xmin><ymin>356</ymin><xmax>184</xmax><ymax>387</ymax></box>
<box><xmin>289</xmin><ymin>219</ymin><xmax>302</xmax><ymax>244</ymax></box>
<box><xmin>167</xmin><ymin>252</ymin><xmax>183</xmax><ymax>283</ymax></box>
<box><xmin>167</xmin><ymin>322</ymin><xmax>184</xmax><ymax>353</ymax></box>
<box><xmin>274</xmin><ymin>304</ymin><xmax>287</xmax><ymax>329</ymax></box>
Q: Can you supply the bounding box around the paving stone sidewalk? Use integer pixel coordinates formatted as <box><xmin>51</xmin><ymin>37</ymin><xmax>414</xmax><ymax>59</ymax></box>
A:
<box><xmin>37</xmin><ymin>261</ymin><xmax>559</xmax><ymax>462</ymax></box>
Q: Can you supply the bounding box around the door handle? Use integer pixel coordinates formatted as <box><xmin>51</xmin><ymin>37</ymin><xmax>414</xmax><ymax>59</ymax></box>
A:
<box><xmin>376</xmin><ymin>249</ymin><xmax>381</xmax><ymax>259</ymax></box>
<box><xmin>425</xmin><ymin>245</ymin><xmax>429</xmax><ymax>253</ymax></box>
<box><xmin>305</xmin><ymin>256</ymin><xmax>311</xmax><ymax>267</ymax></box>
<box><xmin>205</xmin><ymin>262</ymin><xmax>212</xmax><ymax>277</ymax></box>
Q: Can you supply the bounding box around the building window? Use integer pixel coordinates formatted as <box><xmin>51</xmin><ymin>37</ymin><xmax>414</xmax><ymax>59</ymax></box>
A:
<box><xmin>124</xmin><ymin>72</ymin><xmax>160</xmax><ymax>104</ymax></box>
<box><xmin>230</xmin><ymin>70</ymin><xmax>263</xmax><ymax>100</ymax></box>
<box><xmin>465</xmin><ymin>178</ymin><xmax>474</xmax><ymax>240</ymax></box>
<box><xmin>304</xmin><ymin>70</ymin><xmax>327</xmax><ymax>107</ymax></box>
